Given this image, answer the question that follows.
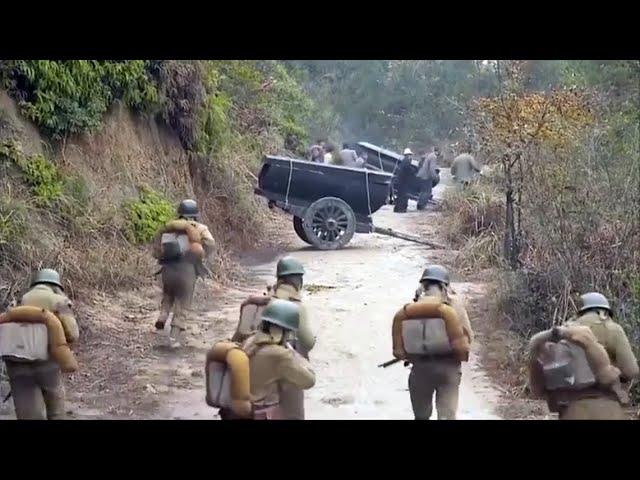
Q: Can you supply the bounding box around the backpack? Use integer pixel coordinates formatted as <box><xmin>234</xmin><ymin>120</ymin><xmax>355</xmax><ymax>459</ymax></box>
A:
<box><xmin>205</xmin><ymin>341</ymin><xmax>252</xmax><ymax>418</ymax></box>
<box><xmin>231</xmin><ymin>295</ymin><xmax>271</xmax><ymax>343</ymax></box>
<box><xmin>537</xmin><ymin>340</ymin><xmax>598</xmax><ymax>391</ymax></box>
<box><xmin>159</xmin><ymin>220</ymin><xmax>205</xmax><ymax>263</ymax></box>
<box><xmin>0</xmin><ymin>306</ymin><xmax>78</xmax><ymax>372</ymax></box>
<box><xmin>160</xmin><ymin>232</ymin><xmax>191</xmax><ymax>261</ymax></box>
<box><xmin>392</xmin><ymin>296</ymin><xmax>469</xmax><ymax>362</ymax></box>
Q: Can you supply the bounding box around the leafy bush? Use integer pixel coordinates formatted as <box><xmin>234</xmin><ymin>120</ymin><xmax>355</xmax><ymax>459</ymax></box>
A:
<box><xmin>0</xmin><ymin>60</ymin><xmax>159</xmax><ymax>139</ymax></box>
<box><xmin>0</xmin><ymin>140</ymin><xmax>64</xmax><ymax>207</ymax></box>
<box><xmin>123</xmin><ymin>188</ymin><xmax>174</xmax><ymax>244</ymax></box>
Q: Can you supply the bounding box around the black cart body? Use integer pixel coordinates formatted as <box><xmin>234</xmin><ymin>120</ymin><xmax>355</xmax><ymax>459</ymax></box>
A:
<box><xmin>254</xmin><ymin>155</ymin><xmax>393</xmax><ymax>249</ymax></box>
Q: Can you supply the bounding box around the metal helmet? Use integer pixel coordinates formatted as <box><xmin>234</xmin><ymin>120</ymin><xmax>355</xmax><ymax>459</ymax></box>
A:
<box><xmin>177</xmin><ymin>199</ymin><xmax>199</xmax><ymax>219</ymax></box>
<box><xmin>31</xmin><ymin>268</ymin><xmax>63</xmax><ymax>290</ymax></box>
<box><xmin>276</xmin><ymin>257</ymin><xmax>305</xmax><ymax>278</ymax></box>
<box><xmin>403</xmin><ymin>148</ymin><xmax>414</xmax><ymax>155</ymax></box>
<box><xmin>261</xmin><ymin>299</ymin><xmax>300</xmax><ymax>332</ymax></box>
<box><xmin>578</xmin><ymin>292</ymin><xmax>611</xmax><ymax>314</ymax></box>
<box><xmin>420</xmin><ymin>264</ymin><xmax>450</xmax><ymax>286</ymax></box>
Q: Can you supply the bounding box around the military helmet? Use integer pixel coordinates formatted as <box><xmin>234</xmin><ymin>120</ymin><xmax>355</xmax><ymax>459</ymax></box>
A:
<box><xmin>261</xmin><ymin>299</ymin><xmax>300</xmax><ymax>332</ymax></box>
<box><xmin>420</xmin><ymin>264</ymin><xmax>450</xmax><ymax>286</ymax></box>
<box><xmin>403</xmin><ymin>148</ymin><xmax>414</xmax><ymax>155</ymax></box>
<box><xmin>31</xmin><ymin>268</ymin><xmax>63</xmax><ymax>290</ymax></box>
<box><xmin>578</xmin><ymin>292</ymin><xmax>611</xmax><ymax>314</ymax></box>
<box><xmin>276</xmin><ymin>257</ymin><xmax>305</xmax><ymax>278</ymax></box>
<box><xmin>177</xmin><ymin>199</ymin><xmax>199</xmax><ymax>219</ymax></box>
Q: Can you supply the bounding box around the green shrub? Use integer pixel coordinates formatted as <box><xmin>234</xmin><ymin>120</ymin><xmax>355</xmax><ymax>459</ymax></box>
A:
<box><xmin>124</xmin><ymin>188</ymin><xmax>174</xmax><ymax>244</ymax></box>
<box><xmin>1</xmin><ymin>60</ymin><xmax>159</xmax><ymax>139</ymax></box>
<box><xmin>0</xmin><ymin>140</ymin><xmax>64</xmax><ymax>207</ymax></box>
<box><xmin>19</xmin><ymin>154</ymin><xmax>64</xmax><ymax>207</ymax></box>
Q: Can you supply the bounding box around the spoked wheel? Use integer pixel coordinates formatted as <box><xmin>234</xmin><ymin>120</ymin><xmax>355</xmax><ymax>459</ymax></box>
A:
<box><xmin>302</xmin><ymin>197</ymin><xmax>356</xmax><ymax>250</ymax></box>
<box><xmin>293</xmin><ymin>216</ymin><xmax>311</xmax><ymax>244</ymax></box>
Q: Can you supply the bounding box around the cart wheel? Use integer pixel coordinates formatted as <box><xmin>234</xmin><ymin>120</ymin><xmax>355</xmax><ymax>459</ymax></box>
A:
<box><xmin>302</xmin><ymin>197</ymin><xmax>356</xmax><ymax>250</ymax></box>
<box><xmin>293</xmin><ymin>216</ymin><xmax>311</xmax><ymax>244</ymax></box>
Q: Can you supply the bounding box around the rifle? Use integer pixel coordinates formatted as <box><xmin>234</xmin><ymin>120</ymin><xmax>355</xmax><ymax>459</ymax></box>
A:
<box><xmin>378</xmin><ymin>358</ymin><xmax>407</xmax><ymax>368</ymax></box>
<box><xmin>3</xmin><ymin>391</ymin><xmax>11</xmax><ymax>403</ymax></box>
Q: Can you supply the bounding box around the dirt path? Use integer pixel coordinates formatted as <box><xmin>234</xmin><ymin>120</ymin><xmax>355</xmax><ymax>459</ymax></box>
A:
<box><xmin>0</xmin><ymin>169</ymin><xmax>510</xmax><ymax>420</ymax></box>
<box><xmin>163</xmin><ymin>169</ymin><xmax>503</xmax><ymax>420</ymax></box>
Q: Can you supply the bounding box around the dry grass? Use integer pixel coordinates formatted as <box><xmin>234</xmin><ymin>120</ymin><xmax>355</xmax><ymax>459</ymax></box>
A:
<box><xmin>440</xmin><ymin>184</ymin><xmax>503</xmax><ymax>245</ymax></box>
<box><xmin>439</xmin><ymin>183</ymin><xmax>504</xmax><ymax>274</ymax></box>
<box><xmin>0</xmin><ymin>98</ymin><xmax>283</xmax><ymax>306</ymax></box>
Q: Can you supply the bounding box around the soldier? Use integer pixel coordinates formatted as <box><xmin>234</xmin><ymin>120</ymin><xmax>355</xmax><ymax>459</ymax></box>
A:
<box><xmin>242</xmin><ymin>299</ymin><xmax>316</xmax><ymax>420</ymax></box>
<box><xmin>153</xmin><ymin>199</ymin><xmax>216</xmax><ymax>348</ymax></box>
<box><xmin>393</xmin><ymin>148</ymin><xmax>416</xmax><ymax>213</ymax></box>
<box><xmin>416</xmin><ymin>147</ymin><xmax>440</xmax><ymax>210</ymax></box>
<box><xmin>532</xmin><ymin>292</ymin><xmax>639</xmax><ymax>420</ymax></box>
<box><xmin>451</xmin><ymin>153</ymin><xmax>482</xmax><ymax>186</ymax></box>
<box><xmin>4</xmin><ymin>269</ymin><xmax>79</xmax><ymax>420</ymax></box>
<box><xmin>409</xmin><ymin>265</ymin><xmax>473</xmax><ymax>420</ymax></box>
<box><xmin>271</xmin><ymin>257</ymin><xmax>316</xmax><ymax>419</ymax></box>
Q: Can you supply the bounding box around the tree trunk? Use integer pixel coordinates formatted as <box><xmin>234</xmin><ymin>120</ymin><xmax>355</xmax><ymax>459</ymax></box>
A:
<box><xmin>503</xmin><ymin>159</ymin><xmax>520</xmax><ymax>269</ymax></box>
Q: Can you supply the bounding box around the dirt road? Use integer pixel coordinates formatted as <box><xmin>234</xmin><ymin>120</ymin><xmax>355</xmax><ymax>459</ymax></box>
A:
<box><xmin>0</xmin><ymin>169</ymin><xmax>506</xmax><ymax>420</ymax></box>
<box><xmin>164</xmin><ymin>169</ymin><xmax>503</xmax><ymax>420</ymax></box>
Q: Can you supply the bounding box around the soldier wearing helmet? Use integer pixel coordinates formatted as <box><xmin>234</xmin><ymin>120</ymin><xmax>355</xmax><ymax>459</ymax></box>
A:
<box><xmin>270</xmin><ymin>256</ymin><xmax>316</xmax><ymax>419</ymax></box>
<box><xmin>544</xmin><ymin>292</ymin><xmax>639</xmax><ymax>420</ymax></box>
<box><xmin>408</xmin><ymin>265</ymin><xmax>473</xmax><ymax>420</ymax></box>
<box><xmin>152</xmin><ymin>199</ymin><xmax>216</xmax><ymax>348</ymax></box>
<box><xmin>416</xmin><ymin>147</ymin><xmax>441</xmax><ymax>210</ymax></box>
<box><xmin>240</xmin><ymin>299</ymin><xmax>316</xmax><ymax>420</ymax></box>
<box><xmin>4</xmin><ymin>269</ymin><xmax>79</xmax><ymax>419</ymax></box>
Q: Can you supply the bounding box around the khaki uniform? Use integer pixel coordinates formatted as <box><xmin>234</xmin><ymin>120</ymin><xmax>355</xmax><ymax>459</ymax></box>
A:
<box><xmin>408</xmin><ymin>285</ymin><xmax>473</xmax><ymax>420</ymax></box>
<box><xmin>451</xmin><ymin>154</ymin><xmax>481</xmax><ymax>185</ymax></box>
<box><xmin>242</xmin><ymin>331</ymin><xmax>316</xmax><ymax>420</ymax></box>
<box><xmin>552</xmin><ymin>311</ymin><xmax>638</xmax><ymax>420</ymax></box>
<box><xmin>416</xmin><ymin>153</ymin><xmax>438</xmax><ymax>210</ymax></box>
<box><xmin>154</xmin><ymin>220</ymin><xmax>215</xmax><ymax>332</ymax></box>
<box><xmin>272</xmin><ymin>282</ymin><xmax>316</xmax><ymax>419</ymax></box>
<box><xmin>5</xmin><ymin>284</ymin><xmax>79</xmax><ymax>420</ymax></box>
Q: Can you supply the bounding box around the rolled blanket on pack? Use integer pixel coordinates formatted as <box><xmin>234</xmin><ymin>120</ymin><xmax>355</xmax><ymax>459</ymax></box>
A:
<box><xmin>163</xmin><ymin>219</ymin><xmax>204</xmax><ymax>260</ymax></box>
<box><xmin>206</xmin><ymin>341</ymin><xmax>252</xmax><ymax>418</ymax></box>
<box><xmin>527</xmin><ymin>330</ymin><xmax>554</xmax><ymax>398</ymax></box>
<box><xmin>0</xmin><ymin>306</ymin><xmax>79</xmax><ymax>373</ymax></box>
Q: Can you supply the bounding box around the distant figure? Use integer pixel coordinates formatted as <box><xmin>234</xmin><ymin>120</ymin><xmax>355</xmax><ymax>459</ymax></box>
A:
<box><xmin>416</xmin><ymin>147</ymin><xmax>440</xmax><ymax>210</ymax></box>
<box><xmin>339</xmin><ymin>143</ymin><xmax>362</xmax><ymax>168</ymax></box>
<box><xmin>309</xmin><ymin>144</ymin><xmax>324</xmax><ymax>163</ymax></box>
<box><xmin>323</xmin><ymin>144</ymin><xmax>335</xmax><ymax>164</ymax></box>
<box><xmin>394</xmin><ymin>148</ymin><xmax>415</xmax><ymax>213</ymax></box>
<box><xmin>152</xmin><ymin>199</ymin><xmax>215</xmax><ymax>348</ymax></box>
<box><xmin>356</xmin><ymin>149</ymin><xmax>368</xmax><ymax>169</ymax></box>
<box><xmin>451</xmin><ymin>153</ymin><xmax>482</xmax><ymax>186</ymax></box>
